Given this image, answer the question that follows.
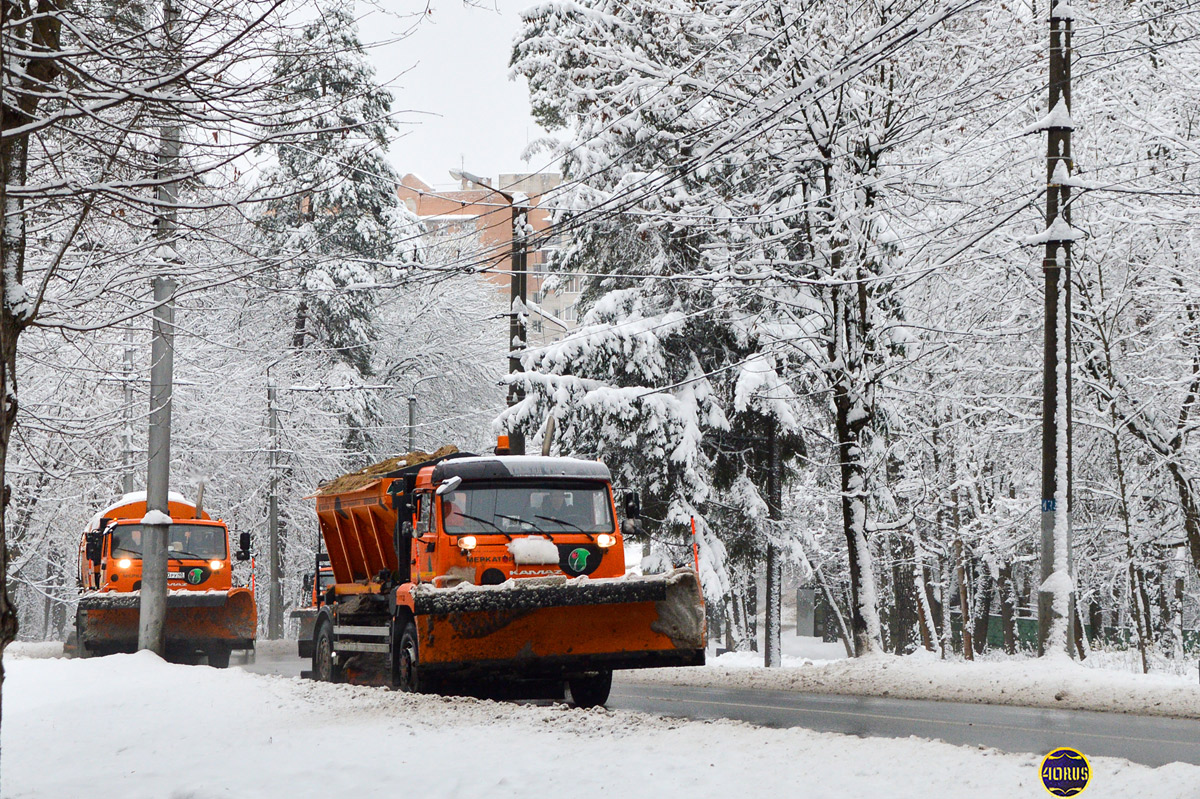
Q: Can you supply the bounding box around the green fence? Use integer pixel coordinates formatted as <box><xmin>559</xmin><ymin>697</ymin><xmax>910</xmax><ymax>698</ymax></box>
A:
<box><xmin>952</xmin><ymin>614</ymin><xmax>1198</xmax><ymax>654</ymax></box>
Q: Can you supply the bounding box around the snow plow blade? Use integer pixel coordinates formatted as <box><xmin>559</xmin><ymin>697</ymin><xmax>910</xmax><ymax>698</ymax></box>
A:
<box><xmin>76</xmin><ymin>587</ymin><xmax>256</xmax><ymax>652</ymax></box>
<box><xmin>415</xmin><ymin>569</ymin><xmax>706</xmax><ymax>678</ymax></box>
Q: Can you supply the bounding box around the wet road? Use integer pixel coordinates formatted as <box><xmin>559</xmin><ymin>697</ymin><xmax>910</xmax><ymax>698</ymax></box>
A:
<box><xmin>239</xmin><ymin>649</ymin><xmax>1200</xmax><ymax>767</ymax></box>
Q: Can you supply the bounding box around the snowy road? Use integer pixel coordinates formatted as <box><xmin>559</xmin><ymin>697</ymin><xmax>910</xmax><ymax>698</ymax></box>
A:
<box><xmin>240</xmin><ymin>647</ymin><xmax>1200</xmax><ymax>768</ymax></box>
<box><xmin>609</xmin><ymin>681</ymin><xmax>1200</xmax><ymax>768</ymax></box>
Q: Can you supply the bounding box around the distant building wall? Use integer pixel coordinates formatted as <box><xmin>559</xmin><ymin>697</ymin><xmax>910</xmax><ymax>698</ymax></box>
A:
<box><xmin>398</xmin><ymin>171</ymin><xmax>583</xmax><ymax>348</ymax></box>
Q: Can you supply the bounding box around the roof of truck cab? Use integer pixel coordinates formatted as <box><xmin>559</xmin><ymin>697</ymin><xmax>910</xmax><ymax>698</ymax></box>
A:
<box><xmin>431</xmin><ymin>455</ymin><xmax>611</xmax><ymax>484</ymax></box>
<box><xmin>87</xmin><ymin>491</ymin><xmax>208</xmax><ymax>530</ymax></box>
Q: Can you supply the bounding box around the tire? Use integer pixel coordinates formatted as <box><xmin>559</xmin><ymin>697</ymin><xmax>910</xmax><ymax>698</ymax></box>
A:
<box><xmin>568</xmin><ymin>670</ymin><xmax>613</xmax><ymax>708</ymax></box>
<box><xmin>313</xmin><ymin>618</ymin><xmax>342</xmax><ymax>683</ymax></box>
<box><xmin>208</xmin><ymin>645</ymin><xmax>231</xmax><ymax>669</ymax></box>
<box><xmin>394</xmin><ymin>620</ymin><xmax>424</xmax><ymax>693</ymax></box>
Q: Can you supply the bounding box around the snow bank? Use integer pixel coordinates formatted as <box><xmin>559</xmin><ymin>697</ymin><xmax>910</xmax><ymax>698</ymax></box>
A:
<box><xmin>4</xmin><ymin>641</ymin><xmax>65</xmax><ymax>659</ymax></box>
<box><xmin>5</xmin><ymin>654</ymin><xmax>1198</xmax><ymax>798</ymax></box>
<box><xmin>621</xmin><ymin>650</ymin><xmax>1200</xmax><ymax>719</ymax></box>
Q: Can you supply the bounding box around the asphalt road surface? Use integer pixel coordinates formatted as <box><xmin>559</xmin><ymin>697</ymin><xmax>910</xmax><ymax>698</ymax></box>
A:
<box><xmin>239</xmin><ymin>649</ymin><xmax>1199</xmax><ymax>768</ymax></box>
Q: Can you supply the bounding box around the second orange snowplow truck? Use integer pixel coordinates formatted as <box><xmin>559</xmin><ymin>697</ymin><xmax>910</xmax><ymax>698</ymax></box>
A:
<box><xmin>301</xmin><ymin>447</ymin><xmax>705</xmax><ymax>706</ymax></box>
<box><xmin>72</xmin><ymin>492</ymin><xmax>256</xmax><ymax>666</ymax></box>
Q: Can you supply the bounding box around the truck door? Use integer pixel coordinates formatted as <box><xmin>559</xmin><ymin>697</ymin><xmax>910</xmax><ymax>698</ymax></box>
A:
<box><xmin>415</xmin><ymin>493</ymin><xmax>436</xmax><ymax>581</ymax></box>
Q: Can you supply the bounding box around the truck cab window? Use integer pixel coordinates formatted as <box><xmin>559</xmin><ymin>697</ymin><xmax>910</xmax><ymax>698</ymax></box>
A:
<box><xmin>416</xmin><ymin>494</ymin><xmax>431</xmax><ymax>535</ymax></box>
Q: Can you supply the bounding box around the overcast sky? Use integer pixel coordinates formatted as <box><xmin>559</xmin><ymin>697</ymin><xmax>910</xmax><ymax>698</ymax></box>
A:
<box><xmin>361</xmin><ymin>0</ymin><xmax>556</xmax><ymax>189</ymax></box>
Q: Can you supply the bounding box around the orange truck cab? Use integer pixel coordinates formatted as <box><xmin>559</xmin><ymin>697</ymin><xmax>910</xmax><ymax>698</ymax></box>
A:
<box><xmin>302</xmin><ymin>449</ymin><xmax>705</xmax><ymax>706</ymax></box>
<box><xmin>70</xmin><ymin>491</ymin><xmax>256</xmax><ymax>666</ymax></box>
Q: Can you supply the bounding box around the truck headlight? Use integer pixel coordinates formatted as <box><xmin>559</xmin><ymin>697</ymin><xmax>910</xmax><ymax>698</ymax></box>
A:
<box><xmin>210</xmin><ymin>560</ymin><xmax>223</xmax><ymax>570</ymax></box>
<box><xmin>597</xmin><ymin>534</ymin><xmax>617</xmax><ymax>549</ymax></box>
<box><xmin>458</xmin><ymin>535</ymin><xmax>477</xmax><ymax>551</ymax></box>
<box><xmin>118</xmin><ymin>558</ymin><xmax>132</xmax><ymax>569</ymax></box>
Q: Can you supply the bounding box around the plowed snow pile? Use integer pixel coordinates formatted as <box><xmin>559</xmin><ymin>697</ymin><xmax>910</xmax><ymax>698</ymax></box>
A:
<box><xmin>621</xmin><ymin>648</ymin><xmax>1200</xmax><ymax>718</ymax></box>
<box><xmin>5</xmin><ymin>653</ymin><xmax>1199</xmax><ymax>798</ymax></box>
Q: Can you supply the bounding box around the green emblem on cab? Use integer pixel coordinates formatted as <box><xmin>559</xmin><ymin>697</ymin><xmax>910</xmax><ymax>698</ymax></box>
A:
<box><xmin>186</xmin><ymin>568</ymin><xmax>205</xmax><ymax>585</ymax></box>
<box><xmin>568</xmin><ymin>548</ymin><xmax>589</xmax><ymax>572</ymax></box>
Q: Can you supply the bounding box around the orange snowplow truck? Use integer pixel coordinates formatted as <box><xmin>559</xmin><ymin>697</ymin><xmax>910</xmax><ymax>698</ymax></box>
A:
<box><xmin>301</xmin><ymin>447</ymin><xmax>705</xmax><ymax>706</ymax></box>
<box><xmin>71</xmin><ymin>492</ymin><xmax>256</xmax><ymax>666</ymax></box>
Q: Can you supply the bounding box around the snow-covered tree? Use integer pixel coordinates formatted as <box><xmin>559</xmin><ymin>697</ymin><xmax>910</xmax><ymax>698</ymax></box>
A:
<box><xmin>254</xmin><ymin>0</ymin><xmax>422</xmax><ymax>452</ymax></box>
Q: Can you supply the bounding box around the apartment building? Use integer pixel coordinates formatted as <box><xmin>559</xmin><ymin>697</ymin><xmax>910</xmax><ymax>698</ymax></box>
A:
<box><xmin>397</xmin><ymin>171</ymin><xmax>583</xmax><ymax>347</ymax></box>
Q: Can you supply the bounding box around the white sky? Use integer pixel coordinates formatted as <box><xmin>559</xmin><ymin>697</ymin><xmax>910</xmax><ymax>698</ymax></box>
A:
<box><xmin>360</xmin><ymin>0</ymin><xmax>556</xmax><ymax>189</ymax></box>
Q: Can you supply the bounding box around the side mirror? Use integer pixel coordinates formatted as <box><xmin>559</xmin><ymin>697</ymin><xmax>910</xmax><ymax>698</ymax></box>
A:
<box><xmin>624</xmin><ymin>491</ymin><xmax>641</xmax><ymax>520</ymax></box>
<box><xmin>85</xmin><ymin>531</ymin><xmax>103</xmax><ymax>564</ymax></box>
<box><xmin>235</xmin><ymin>531</ymin><xmax>251</xmax><ymax>561</ymax></box>
<box><xmin>436</xmin><ymin>475</ymin><xmax>463</xmax><ymax>496</ymax></box>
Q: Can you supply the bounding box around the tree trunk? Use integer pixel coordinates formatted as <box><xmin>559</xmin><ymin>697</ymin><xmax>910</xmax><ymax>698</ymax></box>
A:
<box><xmin>911</xmin><ymin>533</ymin><xmax>938</xmax><ymax>653</ymax></box>
<box><xmin>292</xmin><ymin>297</ymin><xmax>309</xmax><ymax>348</ymax></box>
<box><xmin>972</xmin><ymin>570</ymin><xmax>994</xmax><ymax>655</ymax></box>
<box><xmin>813</xmin><ymin>566</ymin><xmax>854</xmax><ymax>658</ymax></box>
<box><xmin>999</xmin><ymin>562</ymin><xmax>1017</xmax><ymax>655</ymax></box>
<box><xmin>831</xmin><ymin>277</ymin><xmax>881</xmax><ymax>656</ymax></box>
<box><xmin>953</xmin><ymin>529</ymin><xmax>973</xmax><ymax>659</ymax></box>
<box><xmin>891</xmin><ymin>532</ymin><xmax>918</xmax><ymax>654</ymax></box>
<box><xmin>2</xmin><ymin>0</ymin><xmax>65</xmax><ymax>760</ymax></box>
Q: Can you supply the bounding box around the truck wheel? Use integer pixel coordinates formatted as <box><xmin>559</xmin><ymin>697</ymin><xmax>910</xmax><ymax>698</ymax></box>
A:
<box><xmin>568</xmin><ymin>670</ymin><xmax>613</xmax><ymax>708</ymax></box>
<box><xmin>395</xmin><ymin>620</ymin><xmax>423</xmax><ymax>693</ymax></box>
<box><xmin>208</xmin><ymin>646</ymin><xmax>231</xmax><ymax>669</ymax></box>
<box><xmin>313</xmin><ymin>619</ymin><xmax>342</xmax><ymax>683</ymax></box>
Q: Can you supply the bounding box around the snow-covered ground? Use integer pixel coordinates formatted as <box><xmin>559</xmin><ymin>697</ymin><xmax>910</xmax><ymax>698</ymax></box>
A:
<box><xmin>625</xmin><ymin>640</ymin><xmax>1200</xmax><ymax>719</ymax></box>
<box><xmin>5</xmin><ymin>652</ymin><xmax>1199</xmax><ymax>799</ymax></box>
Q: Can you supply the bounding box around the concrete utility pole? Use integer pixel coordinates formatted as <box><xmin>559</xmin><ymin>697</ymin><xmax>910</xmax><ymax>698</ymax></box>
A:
<box><xmin>765</xmin><ymin>421</ymin><xmax>783</xmax><ymax>668</ymax></box>
<box><xmin>267</xmin><ymin>381</ymin><xmax>283</xmax><ymax>639</ymax></box>
<box><xmin>138</xmin><ymin>0</ymin><xmax>181</xmax><ymax>656</ymax></box>
<box><xmin>407</xmin><ymin>375</ymin><xmax>440</xmax><ymax>452</ymax></box>
<box><xmin>507</xmin><ymin>202</ymin><xmax>529</xmax><ymax>456</ymax></box>
<box><xmin>408</xmin><ymin>394</ymin><xmax>416</xmax><ymax>452</ymax></box>
<box><xmin>140</xmin><ymin>277</ymin><xmax>177</xmax><ymax>654</ymax></box>
<box><xmin>122</xmin><ymin>327</ymin><xmax>135</xmax><ymax>495</ymax></box>
<box><xmin>1038</xmin><ymin>2</ymin><xmax>1075</xmax><ymax>657</ymax></box>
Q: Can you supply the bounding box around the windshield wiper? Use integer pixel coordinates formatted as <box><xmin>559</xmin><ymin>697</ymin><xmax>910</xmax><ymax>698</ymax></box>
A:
<box><xmin>495</xmin><ymin>513</ymin><xmax>547</xmax><ymax>534</ymax></box>
<box><xmin>533</xmin><ymin>514</ymin><xmax>593</xmax><ymax>540</ymax></box>
<box><xmin>166</xmin><ymin>549</ymin><xmax>211</xmax><ymax>562</ymax></box>
<box><xmin>454</xmin><ymin>513</ymin><xmax>512</xmax><ymax>540</ymax></box>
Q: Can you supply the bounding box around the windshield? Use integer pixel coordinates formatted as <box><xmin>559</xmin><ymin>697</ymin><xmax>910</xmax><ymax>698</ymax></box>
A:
<box><xmin>109</xmin><ymin>523</ymin><xmax>228</xmax><ymax>560</ymax></box>
<box><xmin>441</xmin><ymin>481</ymin><xmax>614</xmax><ymax>535</ymax></box>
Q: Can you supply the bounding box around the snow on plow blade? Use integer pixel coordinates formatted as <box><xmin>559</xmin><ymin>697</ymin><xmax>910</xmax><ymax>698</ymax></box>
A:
<box><xmin>415</xmin><ymin>568</ymin><xmax>705</xmax><ymax>677</ymax></box>
<box><xmin>76</xmin><ymin>588</ymin><xmax>256</xmax><ymax>650</ymax></box>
